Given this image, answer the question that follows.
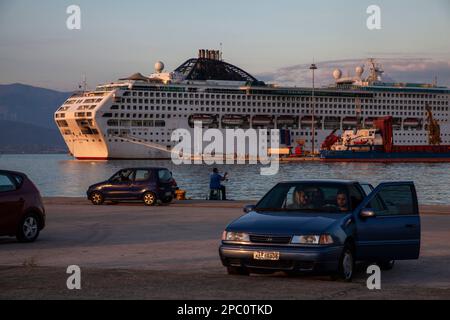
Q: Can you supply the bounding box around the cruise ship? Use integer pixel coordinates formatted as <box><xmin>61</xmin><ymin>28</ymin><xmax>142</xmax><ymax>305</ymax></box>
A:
<box><xmin>54</xmin><ymin>50</ymin><xmax>450</xmax><ymax>160</ymax></box>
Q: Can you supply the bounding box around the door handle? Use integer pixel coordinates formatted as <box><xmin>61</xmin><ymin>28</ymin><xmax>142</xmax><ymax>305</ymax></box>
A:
<box><xmin>405</xmin><ymin>224</ymin><xmax>416</xmax><ymax>228</ymax></box>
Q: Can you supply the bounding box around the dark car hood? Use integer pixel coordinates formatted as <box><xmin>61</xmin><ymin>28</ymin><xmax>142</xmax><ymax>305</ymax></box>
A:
<box><xmin>88</xmin><ymin>180</ymin><xmax>109</xmax><ymax>189</ymax></box>
<box><xmin>228</xmin><ymin>211</ymin><xmax>349</xmax><ymax>235</ymax></box>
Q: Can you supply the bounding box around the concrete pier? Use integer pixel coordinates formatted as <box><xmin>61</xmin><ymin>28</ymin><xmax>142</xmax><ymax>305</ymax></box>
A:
<box><xmin>0</xmin><ymin>198</ymin><xmax>449</xmax><ymax>299</ymax></box>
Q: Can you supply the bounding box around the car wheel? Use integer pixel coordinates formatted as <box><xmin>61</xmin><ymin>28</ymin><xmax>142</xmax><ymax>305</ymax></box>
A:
<box><xmin>90</xmin><ymin>192</ymin><xmax>104</xmax><ymax>205</ymax></box>
<box><xmin>143</xmin><ymin>192</ymin><xmax>156</xmax><ymax>206</ymax></box>
<box><xmin>335</xmin><ymin>244</ymin><xmax>355</xmax><ymax>281</ymax></box>
<box><xmin>226</xmin><ymin>266</ymin><xmax>250</xmax><ymax>276</ymax></box>
<box><xmin>378</xmin><ymin>260</ymin><xmax>395</xmax><ymax>270</ymax></box>
<box><xmin>17</xmin><ymin>213</ymin><xmax>40</xmax><ymax>243</ymax></box>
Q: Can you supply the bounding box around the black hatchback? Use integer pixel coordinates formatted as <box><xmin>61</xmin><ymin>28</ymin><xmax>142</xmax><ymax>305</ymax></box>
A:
<box><xmin>87</xmin><ymin>167</ymin><xmax>177</xmax><ymax>206</ymax></box>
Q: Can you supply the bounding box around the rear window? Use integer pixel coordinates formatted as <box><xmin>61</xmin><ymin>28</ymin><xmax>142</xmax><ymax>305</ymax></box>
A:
<box><xmin>0</xmin><ymin>174</ymin><xmax>17</xmax><ymax>193</ymax></box>
<box><xmin>158</xmin><ymin>169</ymin><xmax>172</xmax><ymax>182</ymax></box>
<box><xmin>134</xmin><ymin>170</ymin><xmax>151</xmax><ymax>182</ymax></box>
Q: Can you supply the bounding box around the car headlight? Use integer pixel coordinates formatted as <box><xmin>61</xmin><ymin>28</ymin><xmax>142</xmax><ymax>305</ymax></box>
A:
<box><xmin>222</xmin><ymin>231</ymin><xmax>250</xmax><ymax>243</ymax></box>
<box><xmin>291</xmin><ymin>234</ymin><xmax>334</xmax><ymax>245</ymax></box>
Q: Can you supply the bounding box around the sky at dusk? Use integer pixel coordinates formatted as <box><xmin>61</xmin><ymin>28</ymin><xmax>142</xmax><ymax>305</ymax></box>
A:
<box><xmin>0</xmin><ymin>0</ymin><xmax>449</xmax><ymax>91</ymax></box>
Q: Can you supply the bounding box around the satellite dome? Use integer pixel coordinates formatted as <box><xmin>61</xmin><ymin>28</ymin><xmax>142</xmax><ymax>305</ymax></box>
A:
<box><xmin>333</xmin><ymin>69</ymin><xmax>342</xmax><ymax>80</ymax></box>
<box><xmin>355</xmin><ymin>66</ymin><xmax>364</xmax><ymax>77</ymax></box>
<box><xmin>154</xmin><ymin>61</ymin><xmax>164</xmax><ymax>73</ymax></box>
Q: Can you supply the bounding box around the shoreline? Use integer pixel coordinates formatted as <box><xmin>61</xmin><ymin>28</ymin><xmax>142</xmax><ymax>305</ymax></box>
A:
<box><xmin>43</xmin><ymin>197</ymin><xmax>450</xmax><ymax>214</ymax></box>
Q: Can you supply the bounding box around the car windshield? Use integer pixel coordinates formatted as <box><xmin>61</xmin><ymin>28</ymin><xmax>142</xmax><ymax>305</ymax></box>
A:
<box><xmin>255</xmin><ymin>183</ymin><xmax>352</xmax><ymax>214</ymax></box>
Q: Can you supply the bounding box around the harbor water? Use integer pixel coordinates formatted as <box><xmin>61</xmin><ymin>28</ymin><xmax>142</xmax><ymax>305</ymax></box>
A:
<box><xmin>0</xmin><ymin>154</ymin><xmax>449</xmax><ymax>204</ymax></box>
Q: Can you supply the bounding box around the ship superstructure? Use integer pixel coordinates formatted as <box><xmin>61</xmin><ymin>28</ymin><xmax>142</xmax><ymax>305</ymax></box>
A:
<box><xmin>54</xmin><ymin>50</ymin><xmax>450</xmax><ymax>159</ymax></box>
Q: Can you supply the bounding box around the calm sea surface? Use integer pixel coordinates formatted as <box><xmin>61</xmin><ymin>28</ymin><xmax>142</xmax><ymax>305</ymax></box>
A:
<box><xmin>0</xmin><ymin>154</ymin><xmax>449</xmax><ymax>204</ymax></box>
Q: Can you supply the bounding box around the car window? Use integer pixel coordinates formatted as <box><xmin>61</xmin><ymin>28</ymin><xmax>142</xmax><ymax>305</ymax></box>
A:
<box><xmin>158</xmin><ymin>169</ymin><xmax>172</xmax><ymax>182</ymax></box>
<box><xmin>110</xmin><ymin>169</ymin><xmax>133</xmax><ymax>183</ymax></box>
<box><xmin>369</xmin><ymin>185</ymin><xmax>415</xmax><ymax>216</ymax></box>
<box><xmin>257</xmin><ymin>183</ymin><xmax>351</xmax><ymax>214</ymax></box>
<box><xmin>366</xmin><ymin>194</ymin><xmax>385</xmax><ymax>212</ymax></box>
<box><xmin>0</xmin><ymin>174</ymin><xmax>16</xmax><ymax>193</ymax></box>
<box><xmin>360</xmin><ymin>184</ymin><xmax>373</xmax><ymax>196</ymax></box>
<box><xmin>349</xmin><ymin>185</ymin><xmax>364</xmax><ymax>210</ymax></box>
<box><xmin>134</xmin><ymin>170</ymin><xmax>151</xmax><ymax>182</ymax></box>
<box><xmin>12</xmin><ymin>174</ymin><xmax>23</xmax><ymax>186</ymax></box>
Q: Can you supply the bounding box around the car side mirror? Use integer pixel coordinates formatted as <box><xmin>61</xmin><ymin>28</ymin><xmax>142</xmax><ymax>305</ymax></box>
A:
<box><xmin>360</xmin><ymin>208</ymin><xmax>376</xmax><ymax>218</ymax></box>
<box><xmin>243</xmin><ymin>204</ymin><xmax>256</xmax><ymax>213</ymax></box>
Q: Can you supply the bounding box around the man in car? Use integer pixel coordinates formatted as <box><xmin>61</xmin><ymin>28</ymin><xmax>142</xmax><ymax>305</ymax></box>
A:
<box><xmin>336</xmin><ymin>190</ymin><xmax>349</xmax><ymax>212</ymax></box>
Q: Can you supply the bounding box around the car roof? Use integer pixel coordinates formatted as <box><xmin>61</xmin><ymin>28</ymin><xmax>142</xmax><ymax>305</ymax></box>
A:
<box><xmin>0</xmin><ymin>169</ymin><xmax>26</xmax><ymax>177</ymax></box>
<box><xmin>278</xmin><ymin>179</ymin><xmax>359</xmax><ymax>185</ymax></box>
<box><xmin>118</xmin><ymin>167</ymin><xmax>169</xmax><ymax>171</ymax></box>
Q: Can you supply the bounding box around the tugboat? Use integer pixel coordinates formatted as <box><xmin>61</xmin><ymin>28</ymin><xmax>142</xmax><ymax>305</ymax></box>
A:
<box><xmin>320</xmin><ymin>107</ymin><xmax>450</xmax><ymax>162</ymax></box>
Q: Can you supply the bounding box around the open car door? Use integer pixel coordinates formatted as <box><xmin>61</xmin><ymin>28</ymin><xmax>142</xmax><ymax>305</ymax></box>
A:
<box><xmin>354</xmin><ymin>181</ymin><xmax>421</xmax><ymax>261</ymax></box>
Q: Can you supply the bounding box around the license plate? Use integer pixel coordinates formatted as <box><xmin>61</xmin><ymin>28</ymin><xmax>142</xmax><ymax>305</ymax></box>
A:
<box><xmin>253</xmin><ymin>251</ymin><xmax>280</xmax><ymax>261</ymax></box>
<box><xmin>165</xmin><ymin>191</ymin><xmax>172</xmax><ymax>196</ymax></box>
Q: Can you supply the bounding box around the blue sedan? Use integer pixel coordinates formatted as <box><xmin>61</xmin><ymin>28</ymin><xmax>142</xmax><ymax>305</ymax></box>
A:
<box><xmin>219</xmin><ymin>180</ymin><xmax>421</xmax><ymax>281</ymax></box>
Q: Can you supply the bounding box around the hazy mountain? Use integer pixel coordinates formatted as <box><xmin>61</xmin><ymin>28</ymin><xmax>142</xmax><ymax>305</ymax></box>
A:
<box><xmin>0</xmin><ymin>120</ymin><xmax>66</xmax><ymax>154</ymax></box>
<box><xmin>0</xmin><ymin>83</ymin><xmax>72</xmax><ymax>129</ymax></box>
<box><xmin>0</xmin><ymin>83</ymin><xmax>72</xmax><ymax>153</ymax></box>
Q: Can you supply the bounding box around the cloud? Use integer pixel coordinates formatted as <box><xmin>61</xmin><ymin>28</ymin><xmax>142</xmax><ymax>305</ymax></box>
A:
<box><xmin>256</xmin><ymin>57</ymin><xmax>450</xmax><ymax>88</ymax></box>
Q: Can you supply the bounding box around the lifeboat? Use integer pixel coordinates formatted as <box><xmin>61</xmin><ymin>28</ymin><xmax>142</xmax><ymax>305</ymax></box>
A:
<box><xmin>188</xmin><ymin>114</ymin><xmax>216</xmax><ymax>126</ymax></box>
<box><xmin>252</xmin><ymin>115</ymin><xmax>273</xmax><ymax>126</ymax></box>
<box><xmin>222</xmin><ymin>115</ymin><xmax>247</xmax><ymax>126</ymax></box>
<box><xmin>300</xmin><ymin>116</ymin><xmax>320</xmax><ymax>125</ymax></box>
<box><xmin>277</xmin><ymin>115</ymin><xmax>298</xmax><ymax>126</ymax></box>
<box><xmin>403</xmin><ymin>118</ymin><xmax>420</xmax><ymax>127</ymax></box>
<box><xmin>342</xmin><ymin>117</ymin><xmax>358</xmax><ymax>126</ymax></box>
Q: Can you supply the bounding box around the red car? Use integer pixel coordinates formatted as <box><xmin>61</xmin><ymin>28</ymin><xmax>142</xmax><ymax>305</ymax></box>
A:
<box><xmin>0</xmin><ymin>170</ymin><xmax>46</xmax><ymax>242</ymax></box>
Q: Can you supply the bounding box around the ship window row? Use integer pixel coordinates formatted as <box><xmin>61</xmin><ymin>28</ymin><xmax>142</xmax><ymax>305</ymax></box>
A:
<box><xmin>117</xmin><ymin>97</ymin><xmax>447</xmax><ymax>110</ymax></box>
<box><xmin>64</xmin><ymin>98</ymin><xmax>102</xmax><ymax>105</ymax></box>
<box><xmin>376</xmin><ymin>93</ymin><xmax>446</xmax><ymax>99</ymax></box>
<box><xmin>76</xmin><ymin>104</ymin><xmax>97</xmax><ymax>110</ymax></box>
<box><xmin>106</xmin><ymin>130</ymin><xmax>172</xmax><ymax>136</ymax></box>
<box><xmin>104</xmin><ymin>113</ymin><xmax>170</xmax><ymax>119</ymax></box>
<box><xmin>121</xmin><ymin>92</ymin><xmax>368</xmax><ymax>103</ymax></box>
<box><xmin>103</xmin><ymin>107</ymin><xmax>445</xmax><ymax>119</ymax></box>
<box><xmin>75</xmin><ymin>112</ymin><xmax>92</xmax><ymax>117</ymax></box>
<box><xmin>121</xmin><ymin>90</ymin><xmax>447</xmax><ymax>103</ymax></box>
<box><xmin>107</xmin><ymin>120</ymin><xmax>166</xmax><ymax>127</ymax></box>
<box><xmin>55</xmin><ymin>113</ymin><xmax>65</xmax><ymax>118</ymax></box>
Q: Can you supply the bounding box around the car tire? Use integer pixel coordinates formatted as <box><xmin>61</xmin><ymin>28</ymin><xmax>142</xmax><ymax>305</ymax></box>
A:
<box><xmin>226</xmin><ymin>266</ymin><xmax>250</xmax><ymax>276</ymax></box>
<box><xmin>90</xmin><ymin>192</ymin><xmax>104</xmax><ymax>205</ymax></box>
<box><xmin>378</xmin><ymin>260</ymin><xmax>395</xmax><ymax>270</ymax></box>
<box><xmin>17</xmin><ymin>213</ymin><xmax>40</xmax><ymax>243</ymax></box>
<box><xmin>335</xmin><ymin>244</ymin><xmax>355</xmax><ymax>281</ymax></box>
<box><xmin>143</xmin><ymin>192</ymin><xmax>156</xmax><ymax>206</ymax></box>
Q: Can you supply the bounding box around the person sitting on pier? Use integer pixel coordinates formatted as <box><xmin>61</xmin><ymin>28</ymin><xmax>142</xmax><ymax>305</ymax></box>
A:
<box><xmin>336</xmin><ymin>190</ymin><xmax>349</xmax><ymax>212</ymax></box>
<box><xmin>209</xmin><ymin>168</ymin><xmax>228</xmax><ymax>200</ymax></box>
